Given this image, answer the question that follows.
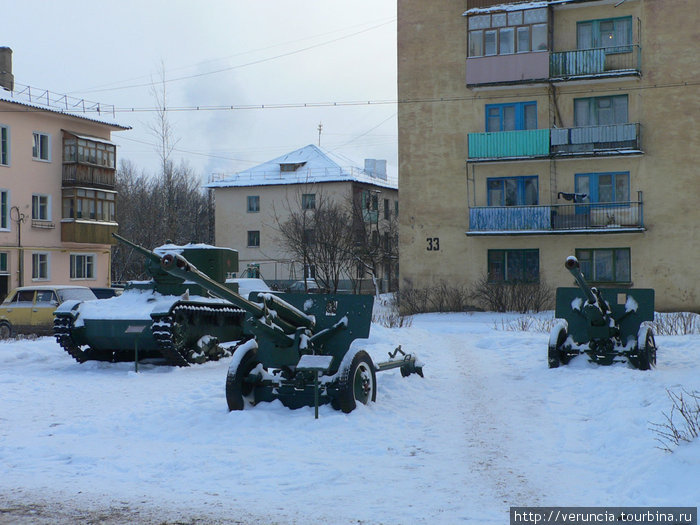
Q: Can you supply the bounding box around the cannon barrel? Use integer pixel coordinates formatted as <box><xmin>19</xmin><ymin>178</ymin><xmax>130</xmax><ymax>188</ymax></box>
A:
<box><xmin>113</xmin><ymin>233</ymin><xmax>162</xmax><ymax>265</ymax></box>
<box><xmin>159</xmin><ymin>252</ymin><xmax>315</xmax><ymax>333</ymax></box>
<box><xmin>565</xmin><ymin>256</ymin><xmax>597</xmax><ymax>304</ymax></box>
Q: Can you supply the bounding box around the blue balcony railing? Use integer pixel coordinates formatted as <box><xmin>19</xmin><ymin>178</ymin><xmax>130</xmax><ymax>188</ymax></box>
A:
<box><xmin>468</xmin><ymin>129</ymin><xmax>550</xmax><ymax>160</ymax></box>
<box><xmin>468</xmin><ymin>198</ymin><xmax>644</xmax><ymax>234</ymax></box>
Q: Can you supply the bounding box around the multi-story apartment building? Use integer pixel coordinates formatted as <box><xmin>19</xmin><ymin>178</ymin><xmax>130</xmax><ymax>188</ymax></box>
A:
<box><xmin>208</xmin><ymin>144</ymin><xmax>399</xmax><ymax>293</ymax></box>
<box><xmin>0</xmin><ymin>90</ymin><xmax>129</xmax><ymax>299</ymax></box>
<box><xmin>398</xmin><ymin>0</ymin><xmax>699</xmax><ymax>311</ymax></box>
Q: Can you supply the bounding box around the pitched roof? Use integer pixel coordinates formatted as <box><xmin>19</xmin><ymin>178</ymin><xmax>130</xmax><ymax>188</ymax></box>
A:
<box><xmin>206</xmin><ymin>144</ymin><xmax>397</xmax><ymax>190</ymax></box>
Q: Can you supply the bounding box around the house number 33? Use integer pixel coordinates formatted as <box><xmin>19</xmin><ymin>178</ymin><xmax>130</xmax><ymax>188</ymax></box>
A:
<box><xmin>426</xmin><ymin>237</ymin><xmax>440</xmax><ymax>251</ymax></box>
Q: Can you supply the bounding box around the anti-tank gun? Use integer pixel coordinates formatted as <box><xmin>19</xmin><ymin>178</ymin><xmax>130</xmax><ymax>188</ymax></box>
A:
<box><xmin>157</xmin><ymin>250</ymin><xmax>424</xmax><ymax>413</ymax></box>
<box><xmin>548</xmin><ymin>255</ymin><xmax>657</xmax><ymax>369</ymax></box>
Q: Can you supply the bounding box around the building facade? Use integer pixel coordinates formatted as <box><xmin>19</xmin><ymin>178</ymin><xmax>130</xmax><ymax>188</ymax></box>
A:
<box><xmin>0</xmin><ymin>95</ymin><xmax>129</xmax><ymax>299</ymax></box>
<box><xmin>398</xmin><ymin>0</ymin><xmax>699</xmax><ymax>311</ymax></box>
<box><xmin>208</xmin><ymin>144</ymin><xmax>399</xmax><ymax>293</ymax></box>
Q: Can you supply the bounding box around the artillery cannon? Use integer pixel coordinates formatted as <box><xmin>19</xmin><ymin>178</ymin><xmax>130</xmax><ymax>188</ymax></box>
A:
<box><xmin>548</xmin><ymin>255</ymin><xmax>657</xmax><ymax>369</ymax></box>
<box><xmin>54</xmin><ymin>234</ymin><xmax>246</xmax><ymax>366</ymax></box>
<box><xmin>155</xmin><ymin>250</ymin><xmax>423</xmax><ymax>413</ymax></box>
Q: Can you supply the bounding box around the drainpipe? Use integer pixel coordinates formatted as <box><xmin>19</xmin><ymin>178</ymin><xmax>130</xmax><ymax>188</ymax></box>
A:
<box><xmin>11</xmin><ymin>206</ymin><xmax>25</xmax><ymax>287</ymax></box>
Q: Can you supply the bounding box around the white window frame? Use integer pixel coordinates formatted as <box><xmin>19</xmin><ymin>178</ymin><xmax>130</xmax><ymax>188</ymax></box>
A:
<box><xmin>32</xmin><ymin>194</ymin><xmax>51</xmax><ymax>221</ymax></box>
<box><xmin>31</xmin><ymin>252</ymin><xmax>50</xmax><ymax>281</ymax></box>
<box><xmin>0</xmin><ymin>189</ymin><xmax>9</xmax><ymax>231</ymax></box>
<box><xmin>0</xmin><ymin>124</ymin><xmax>9</xmax><ymax>166</ymax></box>
<box><xmin>32</xmin><ymin>132</ymin><xmax>51</xmax><ymax>162</ymax></box>
<box><xmin>70</xmin><ymin>253</ymin><xmax>96</xmax><ymax>280</ymax></box>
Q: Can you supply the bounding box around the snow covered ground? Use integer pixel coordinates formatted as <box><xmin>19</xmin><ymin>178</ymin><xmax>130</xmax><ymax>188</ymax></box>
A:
<box><xmin>0</xmin><ymin>307</ymin><xmax>698</xmax><ymax>524</ymax></box>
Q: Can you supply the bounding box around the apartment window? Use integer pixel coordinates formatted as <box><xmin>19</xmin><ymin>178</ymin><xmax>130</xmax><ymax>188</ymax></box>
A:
<box><xmin>486</xmin><ymin>102</ymin><xmax>537</xmax><ymax>132</ymax></box>
<box><xmin>0</xmin><ymin>252</ymin><xmax>7</xmax><ymax>273</ymax></box>
<box><xmin>576</xmin><ymin>248</ymin><xmax>630</xmax><ymax>283</ymax></box>
<box><xmin>62</xmin><ymin>189</ymin><xmax>115</xmax><ymax>222</ymax></box>
<box><xmin>468</xmin><ymin>8</ymin><xmax>547</xmax><ymax>57</ymax></box>
<box><xmin>0</xmin><ymin>125</ymin><xmax>9</xmax><ymax>166</ymax></box>
<box><xmin>32</xmin><ymin>194</ymin><xmax>50</xmax><ymax>221</ymax></box>
<box><xmin>0</xmin><ymin>190</ymin><xmax>8</xmax><ymax>230</ymax></box>
<box><xmin>247</xmin><ymin>230</ymin><xmax>260</xmax><ymax>247</ymax></box>
<box><xmin>70</xmin><ymin>254</ymin><xmax>95</xmax><ymax>279</ymax></box>
<box><xmin>487</xmin><ymin>176</ymin><xmax>538</xmax><ymax>206</ymax></box>
<box><xmin>247</xmin><ymin>195</ymin><xmax>260</xmax><ymax>213</ymax></box>
<box><xmin>32</xmin><ymin>132</ymin><xmax>51</xmax><ymax>161</ymax></box>
<box><xmin>575</xmin><ymin>172</ymin><xmax>630</xmax><ymax>203</ymax></box>
<box><xmin>302</xmin><ymin>193</ymin><xmax>316</xmax><ymax>210</ymax></box>
<box><xmin>577</xmin><ymin>16</ymin><xmax>632</xmax><ymax>53</ymax></box>
<box><xmin>395</xmin><ymin>200</ymin><xmax>399</xmax><ymax>217</ymax></box>
<box><xmin>32</xmin><ymin>253</ymin><xmax>49</xmax><ymax>280</ymax></box>
<box><xmin>304</xmin><ymin>264</ymin><xmax>316</xmax><ymax>279</ymax></box>
<box><xmin>303</xmin><ymin>228</ymin><xmax>315</xmax><ymax>247</ymax></box>
<box><xmin>488</xmin><ymin>249</ymin><xmax>539</xmax><ymax>283</ymax></box>
<box><xmin>384</xmin><ymin>199</ymin><xmax>391</xmax><ymax>220</ymax></box>
<box><xmin>574</xmin><ymin>95</ymin><xmax>628</xmax><ymax>127</ymax></box>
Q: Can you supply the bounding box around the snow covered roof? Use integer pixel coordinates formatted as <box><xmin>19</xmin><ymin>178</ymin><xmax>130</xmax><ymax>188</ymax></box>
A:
<box><xmin>206</xmin><ymin>144</ymin><xmax>398</xmax><ymax>190</ymax></box>
<box><xmin>463</xmin><ymin>0</ymin><xmax>579</xmax><ymax>15</ymax></box>
<box><xmin>0</xmin><ymin>91</ymin><xmax>130</xmax><ymax>130</ymax></box>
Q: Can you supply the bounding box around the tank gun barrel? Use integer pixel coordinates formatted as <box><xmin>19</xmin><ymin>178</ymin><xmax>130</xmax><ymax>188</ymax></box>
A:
<box><xmin>565</xmin><ymin>256</ymin><xmax>597</xmax><ymax>304</ymax></box>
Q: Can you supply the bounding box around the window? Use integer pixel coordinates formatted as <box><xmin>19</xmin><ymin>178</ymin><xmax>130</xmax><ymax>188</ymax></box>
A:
<box><xmin>0</xmin><ymin>252</ymin><xmax>7</xmax><ymax>273</ymax></box>
<box><xmin>70</xmin><ymin>254</ymin><xmax>95</xmax><ymax>279</ymax></box>
<box><xmin>62</xmin><ymin>189</ymin><xmax>115</xmax><ymax>222</ymax></box>
<box><xmin>63</xmin><ymin>136</ymin><xmax>116</xmax><ymax>168</ymax></box>
<box><xmin>575</xmin><ymin>172</ymin><xmax>630</xmax><ymax>203</ymax></box>
<box><xmin>468</xmin><ymin>8</ymin><xmax>547</xmax><ymax>57</ymax></box>
<box><xmin>395</xmin><ymin>200</ymin><xmax>399</xmax><ymax>217</ymax></box>
<box><xmin>302</xmin><ymin>193</ymin><xmax>316</xmax><ymax>210</ymax></box>
<box><xmin>486</xmin><ymin>102</ymin><xmax>537</xmax><ymax>132</ymax></box>
<box><xmin>304</xmin><ymin>264</ymin><xmax>316</xmax><ymax>279</ymax></box>
<box><xmin>487</xmin><ymin>176</ymin><xmax>538</xmax><ymax>206</ymax></box>
<box><xmin>32</xmin><ymin>253</ymin><xmax>49</xmax><ymax>280</ymax></box>
<box><xmin>0</xmin><ymin>125</ymin><xmax>9</xmax><ymax>166</ymax></box>
<box><xmin>32</xmin><ymin>194</ymin><xmax>50</xmax><ymax>221</ymax></box>
<box><xmin>0</xmin><ymin>190</ymin><xmax>8</xmax><ymax>230</ymax></box>
<box><xmin>247</xmin><ymin>195</ymin><xmax>260</xmax><ymax>213</ymax></box>
<box><xmin>32</xmin><ymin>132</ymin><xmax>50</xmax><ymax>161</ymax></box>
<box><xmin>247</xmin><ymin>230</ymin><xmax>260</xmax><ymax>247</ymax></box>
<box><xmin>577</xmin><ymin>16</ymin><xmax>632</xmax><ymax>53</ymax></box>
<box><xmin>303</xmin><ymin>229</ymin><xmax>315</xmax><ymax>247</ymax></box>
<box><xmin>574</xmin><ymin>95</ymin><xmax>628</xmax><ymax>127</ymax></box>
<box><xmin>488</xmin><ymin>249</ymin><xmax>539</xmax><ymax>283</ymax></box>
<box><xmin>576</xmin><ymin>248</ymin><xmax>630</xmax><ymax>283</ymax></box>
<box><xmin>384</xmin><ymin>199</ymin><xmax>391</xmax><ymax>220</ymax></box>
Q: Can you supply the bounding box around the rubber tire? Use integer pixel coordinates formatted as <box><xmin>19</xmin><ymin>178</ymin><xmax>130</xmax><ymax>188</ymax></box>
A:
<box><xmin>333</xmin><ymin>350</ymin><xmax>377</xmax><ymax>414</ymax></box>
<box><xmin>225</xmin><ymin>345</ymin><xmax>259</xmax><ymax>411</ymax></box>
<box><xmin>637</xmin><ymin>327</ymin><xmax>657</xmax><ymax>371</ymax></box>
<box><xmin>548</xmin><ymin>326</ymin><xmax>568</xmax><ymax>368</ymax></box>
<box><xmin>0</xmin><ymin>321</ymin><xmax>12</xmax><ymax>339</ymax></box>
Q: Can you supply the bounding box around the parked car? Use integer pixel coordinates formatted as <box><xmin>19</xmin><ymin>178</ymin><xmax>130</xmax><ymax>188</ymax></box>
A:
<box><xmin>0</xmin><ymin>285</ymin><xmax>97</xmax><ymax>338</ymax></box>
<box><xmin>225</xmin><ymin>278</ymin><xmax>273</xmax><ymax>299</ymax></box>
<box><xmin>90</xmin><ymin>287</ymin><xmax>123</xmax><ymax>299</ymax></box>
<box><xmin>285</xmin><ymin>280</ymin><xmax>324</xmax><ymax>293</ymax></box>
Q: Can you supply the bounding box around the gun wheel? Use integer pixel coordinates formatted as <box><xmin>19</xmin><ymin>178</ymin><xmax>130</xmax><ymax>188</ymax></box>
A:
<box><xmin>548</xmin><ymin>324</ymin><xmax>570</xmax><ymax>368</ymax></box>
<box><xmin>334</xmin><ymin>350</ymin><xmax>376</xmax><ymax>413</ymax></box>
<box><xmin>226</xmin><ymin>343</ymin><xmax>259</xmax><ymax>411</ymax></box>
<box><xmin>636</xmin><ymin>326</ymin><xmax>657</xmax><ymax>370</ymax></box>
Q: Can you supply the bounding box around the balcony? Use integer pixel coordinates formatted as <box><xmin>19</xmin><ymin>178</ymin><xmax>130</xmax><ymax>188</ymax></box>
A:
<box><xmin>550</xmin><ymin>45</ymin><xmax>641</xmax><ymax>80</ymax></box>
<box><xmin>468</xmin><ymin>129</ymin><xmax>550</xmax><ymax>161</ymax></box>
<box><xmin>550</xmin><ymin>123</ymin><xmax>641</xmax><ymax>156</ymax></box>
<box><xmin>468</xmin><ymin>123</ymin><xmax>641</xmax><ymax>162</ymax></box>
<box><xmin>466</xmin><ymin>0</ymin><xmax>534</xmax><ymax>8</ymax></box>
<box><xmin>468</xmin><ymin>197</ymin><xmax>645</xmax><ymax>235</ymax></box>
<box><xmin>466</xmin><ymin>52</ymin><xmax>550</xmax><ymax>87</ymax></box>
<box><xmin>61</xmin><ymin>220</ymin><xmax>118</xmax><ymax>245</ymax></box>
<box><xmin>62</xmin><ymin>163</ymin><xmax>116</xmax><ymax>190</ymax></box>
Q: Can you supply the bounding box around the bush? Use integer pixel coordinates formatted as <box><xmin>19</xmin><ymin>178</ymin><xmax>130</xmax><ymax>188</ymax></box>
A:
<box><xmin>469</xmin><ymin>276</ymin><xmax>554</xmax><ymax>313</ymax></box>
<box><xmin>650</xmin><ymin>388</ymin><xmax>700</xmax><ymax>452</ymax></box>
<box><xmin>649</xmin><ymin>312</ymin><xmax>700</xmax><ymax>336</ymax></box>
<box><xmin>494</xmin><ymin>315</ymin><xmax>556</xmax><ymax>333</ymax></box>
<box><xmin>396</xmin><ymin>280</ymin><xmax>476</xmax><ymax>316</ymax></box>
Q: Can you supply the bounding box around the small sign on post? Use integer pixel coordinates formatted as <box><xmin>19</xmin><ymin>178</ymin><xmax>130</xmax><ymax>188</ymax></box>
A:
<box><xmin>125</xmin><ymin>324</ymin><xmax>146</xmax><ymax>373</ymax></box>
<box><xmin>296</xmin><ymin>354</ymin><xmax>334</xmax><ymax>419</ymax></box>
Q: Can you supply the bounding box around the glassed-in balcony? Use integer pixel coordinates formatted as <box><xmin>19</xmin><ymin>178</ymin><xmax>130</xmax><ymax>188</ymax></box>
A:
<box><xmin>468</xmin><ymin>197</ymin><xmax>645</xmax><ymax>235</ymax></box>
<box><xmin>550</xmin><ymin>45</ymin><xmax>641</xmax><ymax>80</ymax></box>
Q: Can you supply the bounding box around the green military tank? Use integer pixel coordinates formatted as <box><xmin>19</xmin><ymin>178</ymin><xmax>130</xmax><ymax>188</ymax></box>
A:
<box><xmin>53</xmin><ymin>234</ymin><xmax>246</xmax><ymax>366</ymax></box>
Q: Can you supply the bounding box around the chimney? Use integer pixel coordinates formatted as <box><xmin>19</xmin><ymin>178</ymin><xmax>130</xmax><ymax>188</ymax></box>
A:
<box><xmin>0</xmin><ymin>47</ymin><xmax>13</xmax><ymax>92</ymax></box>
<box><xmin>364</xmin><ymin>158</ymin><xmax>387</xmax><ymax>180</ymax></box>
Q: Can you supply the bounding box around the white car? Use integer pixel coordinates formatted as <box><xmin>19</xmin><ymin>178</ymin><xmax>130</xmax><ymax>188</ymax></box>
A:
<box><xmin>226</xmin><ymin>278</ymin><xmax>272</xmax><ymax>299</ymax></box>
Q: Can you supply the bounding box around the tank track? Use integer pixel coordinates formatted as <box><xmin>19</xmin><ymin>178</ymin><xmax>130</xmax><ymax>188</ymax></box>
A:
<box><xmin>54</xmin><ymin>315</ymin><xmax>113</xmax><ymax>363</ymax></box>
<box><xmin>152</xmin><ymin>303</ymin><xmax>246</xmax><ymax>367</ymax></box>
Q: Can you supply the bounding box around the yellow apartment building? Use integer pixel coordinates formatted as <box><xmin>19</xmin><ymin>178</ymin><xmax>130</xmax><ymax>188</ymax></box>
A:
<box><xmin>397</xmin><ymin>0</ymin><xmax>699</xmax><ymax>311</ymax></box>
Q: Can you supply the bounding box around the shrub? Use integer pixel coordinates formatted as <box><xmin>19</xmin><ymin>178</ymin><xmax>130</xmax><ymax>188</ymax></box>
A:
<box><xmin>396</xmin><ymin>280</ymin><xmax>476</xmax><ymax>316</ymax></box>
<box><xmin>469</xmin><ymin>276</ymin><xmax>554</xmax><ymax>313</ymax></box>
<box><xmin>648</xmin><ymin>312</ymin><xmax>700</xmax><ymax>336</ymax></box>
<box><xmin>650</xmin><ymin>388</ymin><xmax>700</xmax><ymax>452</ymax></box>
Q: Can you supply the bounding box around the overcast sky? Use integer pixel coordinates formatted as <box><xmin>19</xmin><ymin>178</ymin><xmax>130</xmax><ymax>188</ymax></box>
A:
<box><xmin>2</xmin><ymin>0</ymin><xmax>398</xmax><ymax>181</ymax></box>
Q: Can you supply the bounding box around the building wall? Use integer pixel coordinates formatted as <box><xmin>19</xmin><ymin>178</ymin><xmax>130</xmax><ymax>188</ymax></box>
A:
<box><xmin>214</xmin><ymin>180</ymin><xmax>399</xmax><ymax>290</ymax></box>
<box><xmin>0</xmin><ymin>102</ymin><xmax>117</xmax><ymax>298</ymax></box>
<box><xmin>398</xmin><ymin>0</ymin><xmax>700</xmax><ymax>311</ymax></box>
